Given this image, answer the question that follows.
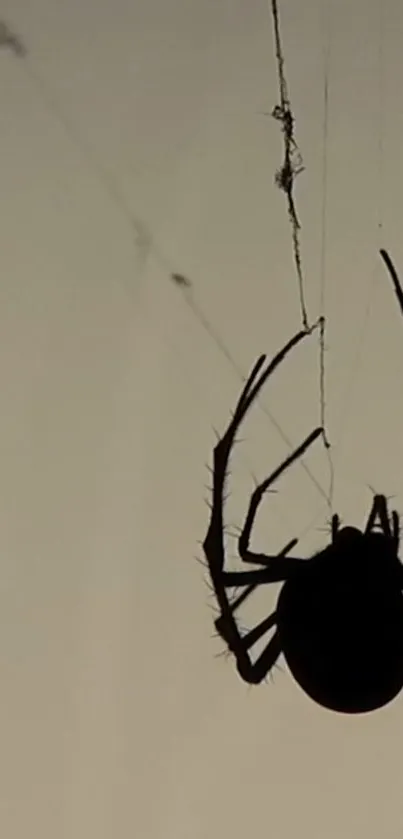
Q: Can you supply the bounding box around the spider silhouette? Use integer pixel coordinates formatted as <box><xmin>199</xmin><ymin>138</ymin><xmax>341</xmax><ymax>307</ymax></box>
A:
<box><xmin>203</xmin><ymin>254</ymin><xmax>403</xmax><ymax>713</ymax></box>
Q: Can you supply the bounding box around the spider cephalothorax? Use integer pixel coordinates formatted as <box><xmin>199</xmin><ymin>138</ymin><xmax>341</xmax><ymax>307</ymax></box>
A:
<box><xmin>203</xmin><ymin>328</ymin><xmax>403</xmax><ymax>714</ymax></box>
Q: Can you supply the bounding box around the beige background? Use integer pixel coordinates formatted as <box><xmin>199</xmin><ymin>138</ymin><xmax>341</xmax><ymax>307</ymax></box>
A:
<box><xmin>1</xmin><ymin>0</ymin><xmax>403</xmax><ymax>836</ymax></box>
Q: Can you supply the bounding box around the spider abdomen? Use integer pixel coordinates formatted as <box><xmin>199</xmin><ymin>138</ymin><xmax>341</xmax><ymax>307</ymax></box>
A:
<box><xmin>276</xmin><ymin>539</ymin><xmax>403</xmax><ymax>714</ymax></box>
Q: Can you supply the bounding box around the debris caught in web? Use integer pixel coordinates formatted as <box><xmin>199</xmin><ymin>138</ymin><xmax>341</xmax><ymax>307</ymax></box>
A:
<box><xmin>0</xmin><ymin>21</ymin><xmax>26</xmax><ymax>58</ymax></box>
<box><xmin>170</xmin><ymin>273</ymin><xmax>192</xmax><ymax>289</ymax></box>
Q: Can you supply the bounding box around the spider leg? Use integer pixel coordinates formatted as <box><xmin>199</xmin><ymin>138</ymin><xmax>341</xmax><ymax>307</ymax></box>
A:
<box><xmin>217</xmin><ymin>542</ymin><xmax>298</xmax><ymax>683</ymax></box>
<box><xmin>223</xmin><ymin>538</ymin><xmax>302</xmax><ymax>586</ymax></box>
<box><xmin>379</xmin><ymin>250</ymin><xmax>403</xmax><ymax>553</ymax></box>
<box><xmin>392</xmin><ymin>511</ymin><xmax>400</xmax><ymax>552</ymax></box>
<box><xmin>331</xmin><ymin>513</ymin><xmax>340</xmax><ymax>541</ymax></box>
<box><xmin>380</xmin><ymin>249</ymin><xmax>403</xmax><ymax>315</ymax></box>
<box><xmin>364</xmin><ymin>494</ymin><xmax>392</xmax><ymax>537</ymax></box>
<box><xmin>238</xmin><ymin>428</ymin><xmax>322</xmax><ymax>568</ymax></box>
<box><xmin>216</xmin><ymin>607</ymin><xmax>278</xmax><ymax>650</ymax></box>
<box><xmin>203</xmin><ymin>329</ymin><xmax>316</xmax><ymax>586</ymax></box>
<box><xmin>203</xmin><ymin>328</ymin><xmax>324</xmax><ymax>684</ymax></box>
<box><xmin>223</xmin><ymin>612</ymin><xmax>282</xmax><ymax>685</ymax></box>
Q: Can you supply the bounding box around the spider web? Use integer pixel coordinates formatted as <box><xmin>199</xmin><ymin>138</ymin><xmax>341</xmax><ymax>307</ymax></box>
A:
<box><xmin>3</xmin><ymin>16</ymin><xmax>333</xmax><ymax>509</ymax></box>
<box><xmin>268</xmin><ymin>0</ymin><xmax>334</xmax><ymax>511</ymax></box>
<box><xmin>312</xmin><ymin>0</ymin><xmax>388</xmax><ymax>483</ymax></box>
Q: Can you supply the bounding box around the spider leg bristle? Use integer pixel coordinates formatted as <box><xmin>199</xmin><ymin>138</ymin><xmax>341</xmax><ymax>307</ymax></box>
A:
<box><xmin>228</xmin><ymin>597</ymin><xmax>241</xmax><ymax>612</ymax></box>
<box><xmin>367</xmin><ymin>486</ymin><xmax>397</xmax><ymax>504</ymax></box>
<box><xmin>230</xmin><ymin>523</ymin><xmax>242</xmax><ymax>536</ymax></box>
<box><xmin>211</xmin><ymin>425</ymin><xmax>222</xmax><ymax>443</ymax></box>
<box><xmin>214</xmin><ymin>647</ymin><xmax>232</xmax><ymax>662</ymax></box>
<box><xmin>223</xmin><ymin>525</ymin><xmax>238</xmax><ymax>538</ymax></box>
<box><xmin>267</xmin><ymin>670</ymin><xmax>275</xmax><ymax>685</ymax></box>
<box><xmin>200</xmin><ymin>573</ymin><xmax>214</xmax><ymax>592</ymax></box>
<box><xmin>249</xmin><ymin>471</ymin><xmax>259</xmax><ymax>489</ymax></box>
<box><xmin>211</xmin><ymin>630</ymin><xmax>232</xmax><ymax>655</ymax></box>
<box><xmin>320</xmin><ymin>514</ymin><xmax>342</xmax><ymax>534</ymax></box>
<box><xmin>228</xmin><ymin>588</ymin><xmax>243</xmax><ymax>605</ymax></box>
<box><xmin>316</xmin><ymin>524</ymin><xmax>330</xmax><ymax>534</ymax></box>
<box><xmin>204</xmin><ymin>572</ymin><xmax>216</xmax><ymax>589</ymax></box>
<box><xmin>194</xmin><ymin>556</ymin><xmax>210</xmax><ymax>572</ymax></box>
<box><xmin>232</xmin><ymin>435</ymin><xmax>246</xmax><ymax>447</ymax></box>
<box><xmin>202</xmin><ymin>575</ymin><xmax>216</xmax><ymax>595</ymax></box>
<box><xmin>228</xmin><ymin>407</ymin><xmax>240</xmax><ymax>421</ymax></box>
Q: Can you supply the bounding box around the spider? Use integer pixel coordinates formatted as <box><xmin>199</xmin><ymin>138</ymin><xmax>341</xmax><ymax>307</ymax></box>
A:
<box><xmin>203</xmin><ymin>263</ymin><xmax>403</xmax><ymax>714</ymax></box>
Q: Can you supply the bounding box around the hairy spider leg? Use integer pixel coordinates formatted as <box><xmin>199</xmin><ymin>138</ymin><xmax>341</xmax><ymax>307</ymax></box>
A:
<box><xmin>203</xmin><ymin>327</ymin><xmax>325</xmax><ymax>684</ymax></box>
<box><xmin>364</xmin><ymin>494</ymin><xmax>399</xmax><ymax>547</ymax></box>
<box><xmin>215</xmin><ymin>539</ymin><xmax>302</xmax><ymax>676</ymax></box>
<box><xmin>236</xmin><ymin>431</ymin><xmax>322</xmax><ymax>571</ymax></box>
<box><xmin>220</xmin><ymin>538</ymin><xmax>298</xmax><ymax>606</ymax></box>
<box><xmin>218</xmin><ymin>430</ymin><xmax>322</xmax><ymax>683</ymax></box>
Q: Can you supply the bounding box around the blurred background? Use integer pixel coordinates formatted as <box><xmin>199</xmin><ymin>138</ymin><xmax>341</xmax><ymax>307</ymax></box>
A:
<box><xmin>1</xmin><ymin>0</ymin><xmax>403</xmax><ymax>836</ymax></box>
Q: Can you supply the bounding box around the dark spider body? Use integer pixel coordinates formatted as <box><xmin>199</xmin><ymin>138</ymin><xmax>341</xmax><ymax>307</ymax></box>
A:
<box><xmin>203</xmin><ymin>319</ymin><xmax>403</xmax><ymax>714</ymax></box>
<box><xmin>276</xmin><ymin>517</ymin><xmax>403</xmax><ymax>713</ymax></box>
